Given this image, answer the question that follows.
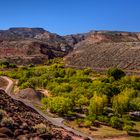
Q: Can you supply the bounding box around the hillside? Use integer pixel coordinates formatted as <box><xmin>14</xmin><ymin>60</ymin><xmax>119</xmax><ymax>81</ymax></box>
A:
<box><xmin>64</xmin><ymin>31</ymin><xmax>140</xmax><ymax>71</ymax></box>
<box><xmin>0</xmin><ymin>89</ymin><xmax>87</xmax><ymax>140</ymax></box>
<box><xmin>0</xmin><ymin>28</ymin><xmax>71</xmax><ymax>65</ymax></box>
<box><xmin>0</xmin><ymin>28</ymin><xmax>140</xmax><ymax>70</ymax></box>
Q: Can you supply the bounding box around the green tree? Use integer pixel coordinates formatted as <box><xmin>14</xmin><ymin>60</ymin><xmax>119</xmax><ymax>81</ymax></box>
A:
<box><xmin>107</xmin><ymin>68</ymin><xmax>125</xmax><ymax>80</ymax></box>
<box><xmin>130</xmin><ymin>97</ymin><xmax>140</xmax><ymax>110</ymax></box>
<box><xmin>112</xmin><ymin>88</ymin><xmax>136</xmax><ymax>115</ymax></box>
<box><xmin>89</xmin><ymin>94</ymin><xmax>108</xmax><ymax>115</ymax></box>
<box><xmin>75</xmin><ymin>95</ymin><xmax>89</xmax><ymax>110</ymax></box>
<box><xmin>46</xmin><ymin>96</ymin><xmax>73</xmax><ymax>115</ymax></box>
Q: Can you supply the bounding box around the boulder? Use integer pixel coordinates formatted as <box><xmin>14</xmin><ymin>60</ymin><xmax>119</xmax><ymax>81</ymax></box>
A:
<box><xmin>0</xmin><ymin>127</ymin><xmax>13</xmax><ymax>137</ymax></box>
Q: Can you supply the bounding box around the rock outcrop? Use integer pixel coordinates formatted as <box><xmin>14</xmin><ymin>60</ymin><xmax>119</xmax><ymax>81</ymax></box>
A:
<box><xmin>0</xmin><ymin>28</ymin><xmax>72</xmax><ymax>65</ymax></box>
<box><xmin>0</xmin><ymin>89</ymin><xmax>88</xmax><ymax>140</ymax></box>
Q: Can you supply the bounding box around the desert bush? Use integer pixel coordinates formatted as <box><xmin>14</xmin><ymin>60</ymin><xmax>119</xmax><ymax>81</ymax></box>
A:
<box><xmin>83</xmin><ymin>68</ymin><xmax>92</xmax><ymax>75</ymax></box>
<box><xmin>33</xmin><ymin>123</ymin><xmax>48</xmax><ymax>134</ymax></box>
<box><xmin>20</xmin><ymin>81</ymin><xmax>34</xmax><ymax>89</ymax></box>
<box><xmin>1</xmin><ymin>117</ymin><xmax>14</xmax><ymax>128</ymax></box>
<box><xmin>0</xmin><ymin>109</ymin><xmax>8</xmax><ymax>120</ymax></box>
<box><xmin>123</xmin><ymin>124</ymin><xmax>133</xmax><ymax>132</ymax></box>
<box><xmin>109</xmin><ymin>116</ymin><xmax>123</xmax><ymax>129</ymax></box>
<box><xmin>84</xmin><ymin>120</ymin><xmax>92</xmax><ymax>128</ymax></box>
<box><xmin>97</xmin><ymin>115</ymin><xmax>109</xmax><ymax>123</ymax></box>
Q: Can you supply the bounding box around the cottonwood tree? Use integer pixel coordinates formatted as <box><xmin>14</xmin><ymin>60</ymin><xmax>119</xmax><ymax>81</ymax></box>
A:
<box><xmin>89</xmin><ymin>94</ymin><xmax>108</xmax><ymax>115</ymax></box>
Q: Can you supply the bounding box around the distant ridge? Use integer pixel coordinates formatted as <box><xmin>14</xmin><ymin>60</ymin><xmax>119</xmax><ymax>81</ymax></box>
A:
<box><xmin>0</xmin><ymin>27</ymin><xmax>71</xmax><ymax>65</ymax></box>
<box><xmin>64</xmin><ymin>30</ymin><xmax>140</xmax><ymax>70</ymax></box>
<box><xmin>0</xmin><ymin>27</ymin><xmax>140</xmax><ymax>70</ymax></box>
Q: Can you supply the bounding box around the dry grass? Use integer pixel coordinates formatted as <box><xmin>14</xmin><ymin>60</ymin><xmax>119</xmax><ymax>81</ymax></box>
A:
<box><xmin>66</xmin><ymin>120</ymin><xmax>127</xmax><ymax>139</ymax></box>
<box><xmin>66</xmin><ymin>120</ymin><xmax>140</xmax><ymax>140</ymax></box>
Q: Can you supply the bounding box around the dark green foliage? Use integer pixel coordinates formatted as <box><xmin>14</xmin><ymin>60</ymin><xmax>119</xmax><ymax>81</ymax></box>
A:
<box><xmin>97</xmin><ymin>115</ymin><xmax>110</xmax><ymax>123</ymax></box>
<box><xmin>82</xmin><ymin>68</ymin><xmax>92</xmax><ymax>75</ymax></box>
<box><xmin>107</xmin><ymin>68</ymin><xmax>126</xmax><ymax>80</ymax></box>
<box><xmin>0</xmin><ymin>61</ymin><xmax>17</xmax><ymax>68</ymax></box>
<box><xmin>109</xmin><ymin>116</ymin><xmax>123</xmax><ymax>129</ymax></box>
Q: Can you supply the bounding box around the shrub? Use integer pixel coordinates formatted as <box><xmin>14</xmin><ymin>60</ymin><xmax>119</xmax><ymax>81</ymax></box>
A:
<box><xmin>84</xmin><ymin>120</ymin><xmax>92</xmax><ymax>128</ymax></box>
<box><xmin>33</xmin><ymin>123</ymin><xmax>47</xmax><ymax>134</ymax></box>
<box><xmin>107</xmin><ymin>68</ymin><xmax>125</xmax><ymax>80</ymax></box>
<box><xmin>97</xmin><ymin>115</ymin><xmax>109</xmax><ymax>123</ymax></box>
<box><xmin>65</xmin><ymin>68</ymin><xmax>76</xmax><ymax>77</ymax></box>
<box><xmin>28</xmin><ymin>64</ymin><xmax>35</xmax><ymax>67</ymax></box>
<box><xmin>85</xmin><ymin>115</ymin><xmax>96</xmax><ymax>123</ymax></box>
<box><xmin>76</xmin><ymin>77</ymin><xmax>92</xmax><ymax>83</ymax></box>
<box><xmin>0</xmin><ymin>109</ymin><xmax>8</xmax><ymax>120</ymax></box>
<box><xmin>0</xmin><ymin>61</ymin><xmax>17</xmax><ymax>68</ymax></box>
<box><xmin>0</xmin><ymin>61</ymin><xmax>10</xmax><ymax>68</ymax></box>
<box><xmin>123</xmin><ymin>124</ymin><xmax>133</xmax><ymax>132</ymax></box>
<box><xmin>109</xmin><ymin>116</ymin><xmax>123</xmax><ymax>129</ymax></box>
<box><xmin>9</xmin><ymin>63</ymin><xmax>17</xmax><ymax>68</ymax></box>
<box><xmin>1</xmin><ymin>117</ymin><xmax>14</xmax><ymax>128</ymax></box>
<box><xmin>52</xmin><ymin>83</ymin><xmax>72</xmax><ymax>94</ymax></box>
<box><xmin>83</xmin><ymin>68</ymin><xmax>92</xmax><ymax>75</ymax></box>
<box><xmin>41</xmin><ymin>98</ymin><xmax>48</xmax><ymax>107</ymax></box>
<box><xmin>20</xmin><ymin>81</ymin><xmax>34</xmax><ymax>89</ymax></box>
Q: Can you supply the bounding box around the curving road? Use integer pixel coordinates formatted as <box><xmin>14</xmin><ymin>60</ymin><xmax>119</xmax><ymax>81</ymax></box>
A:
<box><xmin>1</xmin><ymin>76</ymin><xmax>93</xmax><ymax>140</ymax></box>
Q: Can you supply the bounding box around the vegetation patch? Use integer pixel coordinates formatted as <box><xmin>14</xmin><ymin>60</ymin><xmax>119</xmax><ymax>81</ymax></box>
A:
<box><xmin>0</xmin><ymin>60</ymin><xmax>140</xmax><ymax>139</ymax></box>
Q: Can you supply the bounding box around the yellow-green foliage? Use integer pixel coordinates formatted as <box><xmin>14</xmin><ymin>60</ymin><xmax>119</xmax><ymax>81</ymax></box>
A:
<box><xmin>89</xmin><ymin>94</ymin><xmax>108</xmax><ymax>115</ymax></box>
<box><xmin>1</xmin><ymin>62</ymin><xmax>140</xmax><ymax>130</ymax></box>
<box><xmin>112</xmin><ymin>88</ymin><xmax>137</xmax><ymax>115</ymax></box>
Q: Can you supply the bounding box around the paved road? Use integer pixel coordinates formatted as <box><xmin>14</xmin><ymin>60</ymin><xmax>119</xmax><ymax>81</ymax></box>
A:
<box><xmin>1</xmin><ymin>76</ymin><xmax>93</xmax><ymax>140</ymax></box>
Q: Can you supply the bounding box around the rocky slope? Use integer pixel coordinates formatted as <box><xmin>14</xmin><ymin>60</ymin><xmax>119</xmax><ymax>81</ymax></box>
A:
<box><xmin>0</xmin><ymin>89</ymin><xmax>88</xmax><ymax>140</ymax></box>
<box><xmin>0</xmin><ymin>28</ymin><xmax>71</xmax><ymax>65</ymax></box>
<box><xmin>1</xmin><ymin>28</ymin><xmax>140</xmax><ymax>70</ymax></box>
<box><xmin>64</xmin><ymin>31</ymin><xmax>140</xmax><ymax>70</ymax></box>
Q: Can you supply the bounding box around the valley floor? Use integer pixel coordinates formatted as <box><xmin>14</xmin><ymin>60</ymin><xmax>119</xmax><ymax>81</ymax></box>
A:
<box><xmin>0</xmin><ymin>64</ymin><xmax>140</xmax><ymax>140</ymax></box>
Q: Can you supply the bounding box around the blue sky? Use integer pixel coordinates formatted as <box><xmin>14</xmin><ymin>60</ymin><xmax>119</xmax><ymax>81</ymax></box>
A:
<box><xmin>0</xmin><ymin>0</ymin><xmax>140</xmax><ymax>35</ymax></box>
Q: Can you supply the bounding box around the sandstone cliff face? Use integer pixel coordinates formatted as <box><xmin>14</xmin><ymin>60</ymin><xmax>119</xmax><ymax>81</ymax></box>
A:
<box><xmin>65</xmin><ymin>31</ymin><xmax>140</xmax><ymax>70</ymax></box>
<box><xmin>63</xmin><ymin>33</ymin><xmax>86</xmax><ymax>46</ymax></box>
<box><xmin>0</xmin><ymin>28</ymin><xmax>71</xmax><ymax>65</ymax></box>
